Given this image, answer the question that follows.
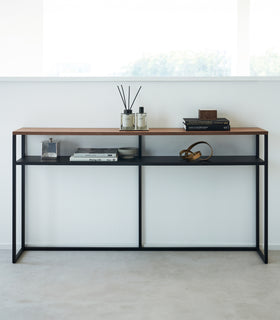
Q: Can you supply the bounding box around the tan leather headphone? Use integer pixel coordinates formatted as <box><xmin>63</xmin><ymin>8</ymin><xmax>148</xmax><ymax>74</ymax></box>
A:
<box><xmin>180</xmin><ymin>141</ymin><xmax>213</xmax><ymax>161</ymax></box>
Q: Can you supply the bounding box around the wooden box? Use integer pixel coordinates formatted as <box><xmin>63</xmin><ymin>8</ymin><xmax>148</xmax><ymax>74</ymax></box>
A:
<box><xmin>199</xmin><ymin>110</ymin><xmax>217</xmax><ymax>120</ymax></box>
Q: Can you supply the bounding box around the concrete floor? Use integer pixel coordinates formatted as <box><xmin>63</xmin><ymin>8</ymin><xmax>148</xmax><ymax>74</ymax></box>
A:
<box><xmin>0</xmin><ymin>250</ymin><xmax>280</xmax><ymax>320</ymax></box>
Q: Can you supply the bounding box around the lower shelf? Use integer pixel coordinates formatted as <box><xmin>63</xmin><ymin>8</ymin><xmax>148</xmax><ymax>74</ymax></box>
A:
<box><xmin>16</xmin><ymin>156</ymin><xmax>265</xmax><ymax>166</ymax></box>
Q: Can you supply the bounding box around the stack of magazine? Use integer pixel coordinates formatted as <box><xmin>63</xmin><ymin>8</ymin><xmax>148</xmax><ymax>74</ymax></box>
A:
<box><xmin>70</xmin><ymin>148</ymin><xmax>118</xmax><ymax>162</ymax></box>
<box><xmin>183</xmin><ymin>118</ymin><xmax>230</xmax><ymax>131</ymax></box>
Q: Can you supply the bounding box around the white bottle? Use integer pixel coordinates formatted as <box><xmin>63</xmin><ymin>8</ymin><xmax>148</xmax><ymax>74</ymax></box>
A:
<box><xmin>136</xmin><ymin>107</ymin><xmax>148</xmax><ymax>130</ymax></box>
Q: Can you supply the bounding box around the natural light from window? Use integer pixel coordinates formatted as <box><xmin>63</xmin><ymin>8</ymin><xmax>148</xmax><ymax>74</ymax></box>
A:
<box><xmin>0</xmin><ymin>0</ymin><xmax>280</xmax><ymax>77</ymax></box>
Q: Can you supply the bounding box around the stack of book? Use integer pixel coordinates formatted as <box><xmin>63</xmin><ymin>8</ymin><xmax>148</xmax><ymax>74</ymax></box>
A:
<box><xmin>183</xmin><ymin>118</ymin><xmax>230</xmax><ymax>131</ymax></box>
<box><xmin>70</xmin><ymin>148</ymin><xmax>118</xmax><ymax>162</ymax></box>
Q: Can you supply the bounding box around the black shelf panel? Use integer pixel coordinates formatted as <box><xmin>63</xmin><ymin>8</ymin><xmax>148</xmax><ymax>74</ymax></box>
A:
<box><xmin>16</xmin><ymin>156</ymin><xmax>141</xmax><ymax>166</ymax></box>
<box><xmin>16</xmin><ymin>156</ymin><xmax>265</xmax><ymax>166</ymax></box>
<box><xmin>141</xmin><ymin>156</ymin><xmax>265</xmax><ymax>166</ymax></box>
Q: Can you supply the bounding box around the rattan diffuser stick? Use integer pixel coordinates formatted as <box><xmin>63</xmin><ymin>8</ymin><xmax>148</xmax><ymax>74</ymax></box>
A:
<box><xmin>117</xmin><ymin>86</ymin><xmax>127</xmax><ymax>109</ymax></box>
<box><xmin>129</xmin><ymin>86</ymin><xmax>142</xmax><ymax>109</ymax></box>
<box><xmin>117</xmin><ymin>85</ymin><xmax>142</xmax><ymax>110</ymax></box>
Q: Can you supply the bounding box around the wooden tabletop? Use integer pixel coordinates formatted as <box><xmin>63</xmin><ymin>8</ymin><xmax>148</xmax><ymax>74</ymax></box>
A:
<box><xmin>13</xmin><ymin>127</ymin><xmax>268</xmax><ymax>135</ymax></box>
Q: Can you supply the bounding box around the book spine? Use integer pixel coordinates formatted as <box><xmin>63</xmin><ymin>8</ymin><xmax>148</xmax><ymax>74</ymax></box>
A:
<box><xmin>70</xmin><ymin>157</ymin><xmax>118</xmax><ymax>161</ymax></box>
<box><xmin>73</xmin><ymin>153</ymin><xmax>117</xmax><ymax>157</ymax></box>
<box><xmin>184</xmin><ymin>124</ymin><xmax>230</xmax><ymax>131</ymax></box>
<box><xmin>184</xmin><ymin>120</ymin><xmax>230</xmax><ymax>125</ymax></box>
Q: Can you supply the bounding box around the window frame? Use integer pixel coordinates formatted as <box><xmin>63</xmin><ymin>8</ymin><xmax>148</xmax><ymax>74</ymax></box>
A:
<box><xmin>1</xmin><ymin>76</ymin><xmax>280</xmax><ymax>82</ymax></box>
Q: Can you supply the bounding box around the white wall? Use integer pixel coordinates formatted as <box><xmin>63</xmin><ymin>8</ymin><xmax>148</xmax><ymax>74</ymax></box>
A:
<box><xmin>0</xmin><ymin>79</ymin><xmax>279</xmax><ymax>249</ymax></box>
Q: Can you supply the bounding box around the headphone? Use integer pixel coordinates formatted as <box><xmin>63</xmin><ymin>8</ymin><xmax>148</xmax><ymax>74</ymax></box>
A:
<box><xmin>180</xmin><ymin>141</ymin><xmax>213</xmax><ymax>161</ymax></box>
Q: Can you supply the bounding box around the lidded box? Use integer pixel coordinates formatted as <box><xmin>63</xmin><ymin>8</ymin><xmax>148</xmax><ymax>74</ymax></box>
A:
<box><xmin>42</xmin><ymin>138</ymin><xmax>58</xmax><ymax>159</ymax></box>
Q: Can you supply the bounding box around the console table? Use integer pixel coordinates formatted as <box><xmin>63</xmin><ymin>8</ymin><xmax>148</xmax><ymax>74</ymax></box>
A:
<box><xmin>12</xmin><ymin>127</ymin><xmax>268</xmax><ymax>263</ymax></box>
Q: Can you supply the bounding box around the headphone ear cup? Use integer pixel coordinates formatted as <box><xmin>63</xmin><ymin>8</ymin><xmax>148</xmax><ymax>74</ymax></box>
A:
<box><xmin>192</xmin><ymin>151</ymin><xmax>201</xmax><ymax>160</ymax></box>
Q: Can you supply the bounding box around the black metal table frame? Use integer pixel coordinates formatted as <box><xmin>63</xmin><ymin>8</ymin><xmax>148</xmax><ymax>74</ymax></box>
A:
<box><xmin>12</xmin><ymin>133</ymin><xmax>268</xmax><ymax>263</ymax></box>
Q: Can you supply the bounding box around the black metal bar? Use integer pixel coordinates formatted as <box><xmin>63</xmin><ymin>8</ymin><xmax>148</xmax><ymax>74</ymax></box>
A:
<box><xmin>138</xmin><ymin>135</ymin><xmax>142</xmax><ymax>158</ymax></box>
<box><xmin>138</xmin><ymin>135</ymin><xmax>142</xmax><ymax>248</ymax></box>
<box><xmin>21</xmin><ymin>135</ymin><xmax>26</xmax><ymax>249</ymax></box>
<box><xmin>256</xmin><ymin>135</ymin><xmax>259</xmax><ymax>249</ymax></box>
<box><xmin>264</xmin><ymin>134</ymin><xmax>268</xmax><ymax>263</ymax></box>
<box><xmin>256</xmin><ymin>135</ymin><xmax>260</xmax><ymax>157</ymax></box>
<box><xmin>25</xmin><ymin>246</ymin><xmax>257</xmax><ymax>251</ymax></box>
<box><xmin>15</xmin><ymin>248</ymin><xmax>24</xmax><ymax>262</ymax></box>
<box><xmin>257</xmin><ymin>248</ymin><xmax>266</xmax><ymax>263</ymax></box>
<box><xmin>12</xmin><ymin>135</ymin><xmax>17</xmax><ymax>263</ymax></box>
<box><xmin>138</xmin><ymin>165</ymin><xmax>142</xmax><ymax>248</ymax></box>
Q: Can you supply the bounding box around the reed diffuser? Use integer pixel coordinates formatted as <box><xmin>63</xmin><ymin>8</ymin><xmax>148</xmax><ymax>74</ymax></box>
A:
<box><xmin>117</xmin><ymin>85</ymin><xmax>142</xmax><ymax>130</ymax></box>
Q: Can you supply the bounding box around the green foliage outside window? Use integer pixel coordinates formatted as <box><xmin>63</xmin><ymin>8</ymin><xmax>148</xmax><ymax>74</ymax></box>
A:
<box><xmin>120</xmin><ymin>50</ymin><xmax>280</xmax><ymax>77</ymax></box>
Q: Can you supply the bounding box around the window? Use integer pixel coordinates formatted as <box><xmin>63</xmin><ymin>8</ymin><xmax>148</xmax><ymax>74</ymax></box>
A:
<box><xmin>250</xmin><ymin>0</ymin><xmax>280</xmax><ymax>76</ymax></box>
<box><xmin>0</xmin><ymin>0</ymin><xmax>280</xmax><ymax>77</ymax></box>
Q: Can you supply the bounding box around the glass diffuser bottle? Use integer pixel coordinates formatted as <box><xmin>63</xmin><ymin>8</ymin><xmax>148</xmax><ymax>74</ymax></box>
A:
<box><xmin>117</xmin><ymin>85</ymin><xmax>142</xmax><ymax>131</ymax></box>
<box><xmin>121</xmin><ymin>109</ymin><xmax>135</xmax><ymax>130</ymax></box>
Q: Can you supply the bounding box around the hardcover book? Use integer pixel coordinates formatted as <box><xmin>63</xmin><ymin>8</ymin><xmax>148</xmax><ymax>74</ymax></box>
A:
<box><xmin>183</xmin><ymin>124</ymin><xmax>230</xmax><ymax>131</ymax></box>
<box><xmin>70</xmin><ymin>156</ymin><xmax>118</xmax><ymax>162</ymax></box>
<box><xmin>73</xmin><ymin>148</ymin><xmax>118</xmax><ymax>157</ymax></box>
<box><xmin>183</xmin><ymin>118</ymin><xmax>230</xmax><ymax>125</ymax></box>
